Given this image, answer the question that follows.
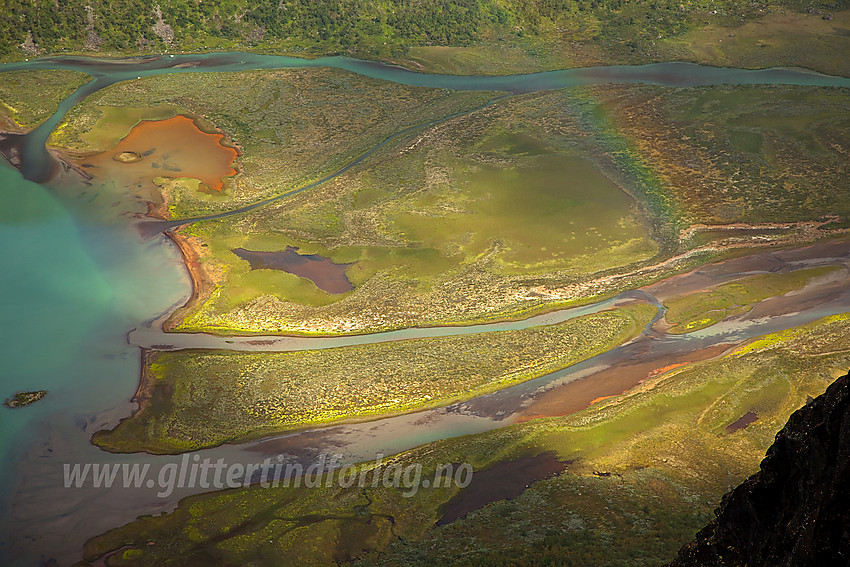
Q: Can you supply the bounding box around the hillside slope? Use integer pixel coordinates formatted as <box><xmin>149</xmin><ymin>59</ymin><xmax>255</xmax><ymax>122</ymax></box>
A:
<box><xmin>670</xmin><ymin>370</ymin><xmax>850</xmax><ymax>566</ymax></box>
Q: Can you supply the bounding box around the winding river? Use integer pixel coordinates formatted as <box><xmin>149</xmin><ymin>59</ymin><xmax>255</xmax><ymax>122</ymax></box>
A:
<box><xmin>1</xmin><ymin>53</ymin><xmax>849</xmax><ymax>565</ymax></box>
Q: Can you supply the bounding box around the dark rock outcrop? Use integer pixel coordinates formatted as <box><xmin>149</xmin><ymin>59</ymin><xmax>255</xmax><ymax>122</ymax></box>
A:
<box><xmin>670</xmin><ymin>370</ymin><xmax>850</xmax><ymax>567</ymax></box>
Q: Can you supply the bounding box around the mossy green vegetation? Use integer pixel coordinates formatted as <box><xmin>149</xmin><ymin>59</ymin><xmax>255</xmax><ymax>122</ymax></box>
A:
<box><xmin>84</xmin><ymin>313</ymin><xmax>850</xmax><ymax>566</ymax></box>
<box><xmin>600</xmin><ymin>84</ymin><xmax>850</xmax><ymax>226</ymax></box>
<box><xmin>55</xmin><ymin>104</ymin><xmax>178</xmax><ymax>152</ymax></box>
<box><xmin>51</xmin><ymin>68</ymin><xmax>497</xmax><ymax>217</ymax></box>
<box><xmin>150</xmin><ymin>83</ymin><xmax>850</xmax><ymax>336</ymax></box>
<box><xmin>4</xmin><ymin>0</ymin><xmax>848</xmax><ymax>78</ymax></box>
<box><xmin>94</xmin><ymin>304</ymin><xmax>654</xmax><ymax>454</ymax></box>
<box><xmin>663</xmin><ymin>265</ymin><xmax>842</xmax><ymax>333</ymax></box>
<box><xmin>655</xmin><ymin>10</ymin><xmax>850</xmax><ymax>77</ymax></box>
<box><xmin>393</xmin><ymin>154</ymin><xmax>653</xmax><ymax>275</ymax></box>
<box><xmin>0</xmin><ymin>69</ymin><xmax>90</xmax><ymax>129</ymax></box>
<box><xmin>171</xmin><ymin>90</ymin><xmax>659</xmax><ymax>334</ymax></box>
<box><xmin>47</xmin><ymin>74</ymin><xmax>850</xmax><ymax>338</ymax></box>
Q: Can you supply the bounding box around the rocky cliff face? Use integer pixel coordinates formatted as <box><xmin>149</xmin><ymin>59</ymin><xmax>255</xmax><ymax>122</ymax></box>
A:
<box><xmin>670</xmin><ymin>370</ymin><xmax>850</xmax><ymax>567</ymax></box>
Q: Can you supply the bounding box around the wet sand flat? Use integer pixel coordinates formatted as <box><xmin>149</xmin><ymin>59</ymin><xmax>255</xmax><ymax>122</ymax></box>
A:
<box><xmin>517</xmin><ymin>343</ymin><xmax>733</xmax><ymax>421</ymax></box>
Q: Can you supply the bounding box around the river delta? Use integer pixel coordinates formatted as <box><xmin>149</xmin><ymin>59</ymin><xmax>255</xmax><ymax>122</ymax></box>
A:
<box><xmin>1</xmin><ymin>45</ymin><xmax>850</xmax><ymax>565</ymax></box>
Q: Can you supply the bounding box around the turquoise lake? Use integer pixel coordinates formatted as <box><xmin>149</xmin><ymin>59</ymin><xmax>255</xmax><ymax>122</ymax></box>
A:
<box><xmin>0</xmin><ymin>163</ymin><xmax>188</xmax><ymax>513</ymax></box>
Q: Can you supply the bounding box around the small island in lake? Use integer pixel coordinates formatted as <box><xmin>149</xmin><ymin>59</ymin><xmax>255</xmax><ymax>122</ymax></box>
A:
<box><xmin>4</xmin><ymin>390</ymin><xmax>47</xmax><ymax>408</ymax></box>
<box><xmin>112</xmin><ymin>151</ymin><xmax>143</xmax><ymax>163</ymax></box>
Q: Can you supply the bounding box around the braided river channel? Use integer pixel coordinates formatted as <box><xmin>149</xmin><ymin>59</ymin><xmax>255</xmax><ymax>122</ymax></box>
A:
<box><xmin>1</xmin><ymin>53</ymin><xmax>849</xmax><ymax>564</ymax></box>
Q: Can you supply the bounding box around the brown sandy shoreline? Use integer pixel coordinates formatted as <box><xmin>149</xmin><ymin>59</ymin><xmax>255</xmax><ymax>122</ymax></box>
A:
<box><xmin>160</xmin><ymin>228</ymin><xmax>218</xmax><ymax>332</ymax></box>
<box><xmin>90</xmin><ymin>348</ymin><xmax>159</xmax><ymax>451</ymax></box>
<box><xmin>132</xmin><ymin>348</ymin><xmax>157</xmax><ymax>413</ymax></box>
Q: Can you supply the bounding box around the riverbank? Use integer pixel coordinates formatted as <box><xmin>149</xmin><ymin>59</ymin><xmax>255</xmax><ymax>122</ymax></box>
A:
<box><xmin>6</xmin><ymin>57</ymin><xmax>850</xmax><ymax>339</ymax></box>
<box><xmin>155</xmin><ymin>222</ymin><xmax>849</xmax><ymax>339</ymax></box>
<box><xmin>82</xmin><ymin>310</ymin><xmax>850</xmax><ymax>566</ymax></box>
<box><xmin>94</xmin><ymin>304</ymin><xmax>656</xmax><ymax>454</ymax></box>
<box><xmin>95</xmin><ymin>235</ymin><xmax>850</xmax><ymax>455</ymax></box>
<box><xmin>131</xmin><ymin>348</ymin><xmax>156</xmax><ymax>413</ymax></box>
<box><xmin>160</xmin><ymin>229</ymin><xmax>220</xmax><ymax>332</ymax></box>
<box><xmin>0</xmin><ymin>69</ymin><xmax>91</xmax><ymax>129</ymax></box>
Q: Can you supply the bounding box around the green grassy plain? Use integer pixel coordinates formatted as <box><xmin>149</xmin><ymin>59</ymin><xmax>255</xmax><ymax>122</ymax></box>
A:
<box><xmin>656</xmin><ymin>10</ymin><xmax>850</xmax><ymax>77</ymax></box>
<box><xmin>599</xmin><ymin>84</ymin><xmax>850</xmax><ymax>226</ymax></box>
<box><xmin>94</xmin><ymin>304</ymin><xmax>654</xmax><ymax>454</ymax></box>
<box><xmin>50</xmin><ymin>68</ymin><xmax>496</xmax><ymax>217</ymax></box>
<box><xmin>42</xmin><ymin>68</ymin><xmax>850</xmax><ymax>337</ymax></box>
<box><xmin>83</xmin><ymin>312</ymin><xmax>850</xmax><ymax>566</ymax></box>
<box><xmin>52</xmin><ymin>76</ymin><xmax>849</xmax><ymax>336</ymax></box>
<box><xmin>394</xmin><ymin>8</ymin><xmax>850</xmax><ymax>75</ymax></box>
<box><xmin>173</xmin><ymin>82</ymin><xmax>850</xmax><ymax>336</ymax></box>
<box><xmin>172</xmin><ymin>90</ymin><xmax>659</xmax><ymax>334</ymax></box>
<box><xmin>0</xmin><ymin>69</ymin><xmax>90</xmax><ymax>129</ymax></box>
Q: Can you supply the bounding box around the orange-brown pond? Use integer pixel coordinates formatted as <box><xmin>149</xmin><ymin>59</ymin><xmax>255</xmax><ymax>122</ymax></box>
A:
<box><xmin>81</xmin><ymin>114</ymin><xmax>237</xmax><ymax>192</ymax></box>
